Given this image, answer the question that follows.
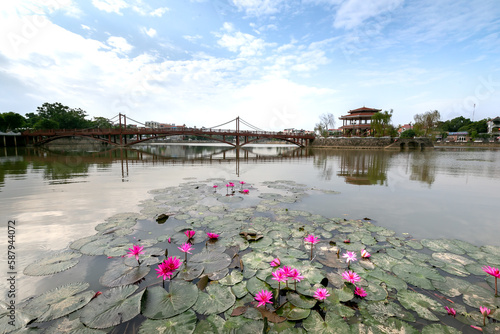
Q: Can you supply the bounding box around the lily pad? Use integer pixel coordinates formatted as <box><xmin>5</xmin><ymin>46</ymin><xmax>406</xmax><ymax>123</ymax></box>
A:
<box><xmin>432</xmin><ymin>276</ymin><xmax>471</xmax><ymax>298</ymax></box>
<box><xmin>142</xmin><ymin>282</ymin><xmax>199</xmax><ymax>319</ymax></box>
<box><xmin>0</xmin><ymin>301</ymin><xmax>34</xmax><ymax>332</ymax></box>
<box><xmin>362</xmin><ymin>300</ymin><xmax>415</xmax><ymax>323</ymax></box>
<box><xmin>276</xmin><ymin>302</ymin><xmax>310</xmax><ymax>321</ymax></box>
<box><xmin>397</xmin><ymin>290</ymin><xmax>444</xmax><ymax>321</ymax></box>
<box><xmin>44</xmin><ymin>317</ymin><xmax>107</xmax><ymax>334</ymax></box>
<box><xmin>190</xmin><ymin>251</ymin><xmax>232</xmax><ymax>274</ymax></box>
<box><xmin>193</xmin><ymin>314</ymin><xmax>226</xmax><ymax>334</ymax></box>
<box><xmin>219</xmin><ymin>270</ymin><xmax>243</xmax><ymax>286</ymax></box>
<box><xmin>80</xmin><ymin>285</ymin><xmax>144</xmax><ymax>329</ymax></box>
<box><xmin>99</xmin><ymin>262</ymin><xmax>151</xmax><ymax>287</ymax></box>
<box><xmin>246</xmin><ymin>277</ymin><xmax>272</xmax><ymax>296</ymax></box>
<box><xmin>286</xmin><ymin>292</ymin><xmax>317</xmax><ymax>309</ymax></box>
<box><xmin>22</xmin><ymin>282</ymin><xmax>93</xmax><ymax>322</ymax></box>
<box><xmin>23</xmin><ymin>251</ymin><xmax>81</xmax><ymax>276</ymax></box>
<box><xmin>138</xmin><ymin>310</ymin><xmax>197</xmax><ymax>334</ymax></box>
<box><xmin>242</xmin><ymin>252</ymin><xmax>274</xmax><ymax>270</ymax></box>
<box><xmin>392</xmin><ymin>264</ymin><xmax>444</xmax><ymax>290</ymax></box>
<box><xmin>192</xmin><ymin>284</ymin><xmax>235</xmax><ymax>315</ymax></box>
<box><xmin>422</xmin><ymin>324</ymin><xmax>462</xmax><ymax>334</ymax></box>
<box><xmin>302</xmin><ymin>310</ymin><xmax>350</xmax><ymax>333</ymax></box>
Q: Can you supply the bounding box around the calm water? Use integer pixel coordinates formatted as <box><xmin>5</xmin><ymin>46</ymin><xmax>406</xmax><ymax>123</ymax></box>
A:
<box><xmin>1</xmin><ymin>143</ymin><xmax>500</xmax><ymax>301</ymax></box>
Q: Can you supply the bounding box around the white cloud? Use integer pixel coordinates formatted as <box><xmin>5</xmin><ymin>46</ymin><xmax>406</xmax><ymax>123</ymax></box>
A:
<box><xmin>107</xmin><ymin>36</ymin><xmax>133</xmax><ymax>53</ymax></box>
<box><xmin>334</xmin><ymin>0</ymin><xmax>403</xmax><ymax>29</ymax></box>
<box><xmin>91</xmin><ymin>0</ymin><xmax>128</xmax><ymax>14</ymax></box>
<box><xmin>150</xmin><ymin>7</ymin><xmax>169</xmax><ymax>17</ymax></box>
<box><xmin>184</xmin><ymin>35</ymin><xmax>202</xmax><ymax>43</ymax></box>
<box><xmin>231</xmin><ymin>0</ymin><xmax>284</xmax><ymax>17</ymax></box>
<box><xmin>141</xmin><ymin>27</ymin><xmax>157</xmax><ymax>38</ymax></box>
<box><xmin>216</xmin><ymin>22</ymin><xmax>273</xmax><ymax>57</ymax></box>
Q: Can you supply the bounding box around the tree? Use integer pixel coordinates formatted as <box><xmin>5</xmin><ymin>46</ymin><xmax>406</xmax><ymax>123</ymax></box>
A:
<box><xmin>92</xmin><ymin>117</ymin><xmax>113</xmax><ymax>129</ymax></box>
<box><xmin>371</xmin><ymin>110</ymin><xmax>393</xmax><ymax>137</ymax></box>
<box><xmin>440</xmin><ymin>116</ymin><xmax>470</xmax><ymax>133</ymax></box>
<box><xmin>413</xmin><ymin>110</ymin><xmax>440</xmax><ymax>136</ymax></box>
<box><xmin>0</xmin><ymin>112</ymin><xmax>26</xmax><ymax>132</ymax></box>
<box><xmin>34</xmin><ymin>102</ymin><xmax>93</xmax><ymax>129</ymax></box>
<box><xmin>314</xmin><ymin>113</ymin><xmax>335</xmax><ymax>137</ymax></box>
<box><xmin>400</xmin><ymin>129</ymin><xmax>416</xmax><ymax>138</ymax></box>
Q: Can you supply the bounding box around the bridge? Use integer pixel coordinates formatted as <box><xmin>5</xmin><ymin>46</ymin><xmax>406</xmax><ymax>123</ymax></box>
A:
<box><xmin>21</xmin><ymin>115</ymin><xmax>315</xmax><ymax>148</ymax></box>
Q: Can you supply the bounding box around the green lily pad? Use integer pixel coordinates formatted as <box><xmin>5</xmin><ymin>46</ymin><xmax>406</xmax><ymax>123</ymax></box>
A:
<box><xmin>80</xmin><ymin>285</ymin><xmax>144</xmax><ymax>329</ymax></box>
<box><xmin>422</xmin><ymin>324</ymin><xmax>462</xmax><ymax>334</ymax></box>
<box><xmin>138</xmin><ymin>310</ymin><xmax>197</xmax><ymax>334</ymax></box>
<box><xmin>190</xmin><ymin>251</ymin><xmax>232</xmax><ymax>274</ymax></box>
<box><xmin>0</xmin><ymin>301</ymin><xmax>34</xmax><ymax>332</ymax></box>
<box><xmin>218</xmin><ymin>196</ymin><xmax>244</xmax><ymax>203</ymax></box>
<box><xmin>286</xmin><ymin>292</ymin><xmax>317</xmax><ymax>309</ymax></box>
<box><xmin>142</xmin><ymin>282</ymin><xmax>199</xmax><ymax>319</ymax></box>
<box><xmin>392</xmin><ymin>264</ymin><xmax>444</xmax><ymax>290</ymax></box>
<box><xmin>193</xmin><ymin>314</ymin><xmax>225</xmax><ymax>334</ymax></box>
<box><xmin>219</xmin><ymin>270</ymin><xmax>243</xmax><ymax>286</ymax></box>
<box><xmin>432</xmin><ymin>276</ymin><xmax>471</xmax><ymax>297</ymax></box>
<box><xmin>99</xmin><ymin>262</ymin><xmax>150</xmax><ymax>287</ymax></box>
<box><xmin>397</xmin><ymin>290</ymin><xmax>444</xmax><ymax>321</ymax></box>
<box><xmin>362</xmin><ymin>300</ymin><xmax>415</xmax><ymax>323</ymax></box>
<box><xmin>176</xmin><ymin>263</ymin><xmax>204</xmax><ymax>281</ymax></box>
<box><xmin>192</xmin><ymin>284</ymin><xmax>235</xmax><ymax>315</ymax></box>
<box><xmin>302</xmin><ymin>310</ymin><xmax>350</xmax><ymax>333</ymax></box>
<box><xmin>421</xmin><ymin>239</ymin><xmax>465</xmax><ymax>255</ymax></box>
<box><xmin>276</xmin><ymin>302</ymin><xmax>310</xmax><ymax>321</ymax></box>
<box><xmin>23</xmin><ymin>251</ymin><xmax>81</xmax><ymax>276</ymax></box>
<box><xmin>363</xmin><ymin>269</ymin><xmax>407</xmax><ymax>291</ymax></box>
<box><xmin>242</xmin><ymin>252</ymin><xmax>274</xmax><ymax>270</ymax></box>
<box><xmin>22</xmin><ymin>282</ymin><xmax>93</xmax><ymax>322</ymax></box>
<box><xmin>44</xmin><ymin>317</ymin><xmax>107</xmax><ymax>334</ymax></box>
<box><xmin>246</xmin><ymin>277</ymin><xmax>272</xmax><ymax>296</ymax></box>
<box><xmin>462</xmin><ymin>284</ymin><xmax>500</xmax><ymax>309</ymax></box>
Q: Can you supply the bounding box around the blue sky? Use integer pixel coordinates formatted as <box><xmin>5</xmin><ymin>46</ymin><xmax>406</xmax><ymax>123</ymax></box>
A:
<box><xmin>1</xmin><ymin>0</ymin><xmax>499</xmax><ymax>131</ymax></box>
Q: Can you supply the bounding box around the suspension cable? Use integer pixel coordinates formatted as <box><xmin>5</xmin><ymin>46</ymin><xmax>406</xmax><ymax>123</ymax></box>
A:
<box><xmin>207</xmin><ymin>118</ymin><xmax>237</xmax><ymax>129</ymax></box>
<box><xmin>239</xmin><ymin>118</ymin><xmax>264</xmax><ymax>131</ymax></box>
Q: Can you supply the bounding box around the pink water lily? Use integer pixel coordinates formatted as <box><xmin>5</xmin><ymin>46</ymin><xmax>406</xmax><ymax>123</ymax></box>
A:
<box><xmin>361</xmin><ymin>249</ymin><xmax>371</xmax><ymax>258</ymax></box>
<box><xmin>313</xmin><ymin>288</ymin><xmax>330</xmax><ymax>301</ymax></box>
<box><xmin>178</xmin><ymin>243</ymin><xmax>193</xmax><ymax>254</ymax></box>
<box><xmin>483</xmin><ymin>265</ymin><xmax>499</xmax><ymax>296</ymax></box>
<box><xmin>354</xmin><ymin>286</ymin><xmax>367</xmax><ymax>298</ymax></box>
<box><xmin>342</xmin><ymin>251</ymin><xmax>357</xmax><ymax>265</ymax></box>
<box><xmin>206</xmin><ymin>232</ymin><xmax>219</xmax><ymax>239</ymax></box>
<box><xmin>304</xmin><ymin>234</ymin><xmax>319</xmax><ymax>260</ymax></box>
<box><xmin>126</xmin><ymin>245</ymin><xmax>145</xmax><ymax>264</ymax></box>
<box><xmin>184</xmin><ymin>230</ymin><xmax>196</xmax><ymax>239</ymax></box>
<box><xmin>242</xmin><ymin>189</ymin><xmax>249</xmax><ymax>194</ymax></box>
<box><xmin>288</xmin><ymin>268</ymin><xmax>304</xmax><ymax>283</ymax></box>
<box><xmin>255</xmin><ymin>290</ymin><xmax>273</xmax><ymax>308</ymax></box>
<box><xmin>342</xmin><ymin>270</ymin><xmax>361</xmax><ymax>284</ymax></box>
<box><xmin>445</xmin><ymin>306</ymin><xmax>456</xmax><ymax>317</ymax></box>
<box><xmin>480</xmin><ymin>306</ymin><xmax>491</xmax><ymax>326</ymax></box>
<box><xmin>270</xmin><ymin>258</ymin><xmax>281</xmax><ymax>267</ymax></box>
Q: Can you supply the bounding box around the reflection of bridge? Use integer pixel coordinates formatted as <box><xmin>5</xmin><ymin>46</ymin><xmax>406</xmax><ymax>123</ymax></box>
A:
<box><xmin>22</xmin><ymin>115</ymin><xmax>315</xmax><ymax>148</ymax></box>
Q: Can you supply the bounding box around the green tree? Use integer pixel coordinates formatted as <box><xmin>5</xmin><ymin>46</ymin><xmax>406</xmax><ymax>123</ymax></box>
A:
<box><xmin>92</xmin><ymin>117</ymin><xmax>113</xmax><ymax>129</ymax></box>
<box><xmin>440</xmin><ymin>116</ymin><xmax>471</xmax><ymax>133</ymax></box>
<box><xmin>34</xmin><ymin>102</ymin><xmax>93</xmax><ymax>129</ymax></box>
<box><xmin>400</xmin><ymin>129</ymin><xmax>416</xmax><ymax>138</ymax></box>
<box><xmin>0</xmin><ymin>112</ymin><xmax>26</xmax><ymax>132</ymax></box>
<box><xmin>371</xmin><ymin>110</ymin><xmax>393</xmax><ymax>137</ymax></box>
<box><xmin>413</xmin><ymin>110</ymin><xmax>440</xmax><ymax>136</ymax></box>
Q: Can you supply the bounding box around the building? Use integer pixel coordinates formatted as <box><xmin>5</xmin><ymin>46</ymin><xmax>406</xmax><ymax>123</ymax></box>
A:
<box><xmin>487</xmin><ymin>117</ymin><xmax>500</xmax><ymax>134</ymax></box>
<box><xmin>446</xmin><ymin>132</ymin><xmax>469</xmax><ymax>142</ymax></box>
<box><xmin>339</xmin><ymin>107</ymin><xmax>381</xmax><ymax>137</ymax></box>
<box><xmin>398</xmin><ymin>124</ymin><xmax>413</xmax><ymax>136</ymax></box>
<box><xmin>145</xmin><ymin>121</ymin><xmax>160</xmax><ymax>128</ymax></box>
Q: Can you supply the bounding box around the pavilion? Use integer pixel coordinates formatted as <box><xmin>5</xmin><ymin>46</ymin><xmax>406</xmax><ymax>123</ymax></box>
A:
<box><xmin>339</xmin><ymin>107</ymin><xmax>381</xmax><ymax>137</ymax></box>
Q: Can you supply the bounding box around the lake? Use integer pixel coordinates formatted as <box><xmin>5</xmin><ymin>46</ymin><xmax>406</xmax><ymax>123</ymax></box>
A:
<box><xmin>1</xmin><ymin>143</ymin><xmax>499</xmax><ymax>332</ymax></box>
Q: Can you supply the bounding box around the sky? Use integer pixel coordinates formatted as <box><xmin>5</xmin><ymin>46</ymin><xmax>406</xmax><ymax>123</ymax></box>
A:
<box><xmin>0</xmin><ymin>0</ymin><xmax>499</xmax><ymax>131</ymax></box>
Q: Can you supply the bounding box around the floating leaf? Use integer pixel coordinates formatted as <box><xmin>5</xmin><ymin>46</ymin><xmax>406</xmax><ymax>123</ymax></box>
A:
<box><xmin>302</xmin><ymin>310</ymin><xmax>350</xmax><ymax>333</ymax></box>
<box><xmin>362</xmin><ymin>300</ymin><xmax>415</xmax><ymax>323</ymax></box>
<box><xmin>99</xmin><ymin>262</ymin><xmax>150</xmax><ymax>287</ymax></box>
<box><xmin>422</xmin><ymin>324</ymin><xmax>462</xmax><ymax>334</ymax></box>
<box><xmin>22</xmin><ymin>282</ymin><xmax>93</xmax><ymax>322</ymax></box>
<box><xmin>138</xmin><ymin>310</ymin><xmax>197</xmax><ymax>334</ymax></box>
<box><xmin>286</xmin><ymin>292</ymin><xmax>317</xmax><ymax>309</ymax></box>
<box><xmin>397</xmin><ymin>290</ymin><xmax>444</xmax><ymax>321</ymax></box>
<box><xmin>276</xmin><ymin>302</ymin><xmax>310</xmax><ymax>321</ymax></box>
<box><xmin>392</xmin><ymin>264</ymin><xmax>444</xmax><ymax>290</ymax></box>
<box><xmin>242</xmin><ymin>252</ymin><xmax>274</xmax><ymax>270</ymax></box>
<box><xmin>177</xmin><ymin>264</ymin><xmax>204</xmax><ymax>281</ymax></box>
<box><xmin>44</xmin><ymin>317</ymin><xmax>107</xmax><ymax>334</ymax></box>
<box><xmin>80</xmin><ymin>285</ymin><xmax>144</xmax><ymax>329</ymax></box>
<box><xmin>190</xmin><ymin>251</ymin><xmax>232</xmax><ymax>274</ymax></box>
<box><xmin>192</xmin><ymin>284</ymin><xmax>235</xmax><ymax>315</ymax></box>
<box><xmin>432</xmin><ymin>276</ymin><xmax>471</xmax><ymax>298</ymax></box>
<box><xmin>0</xmin><ymin>301</ymin><xmax>34</xmax><ymax>332</ymax></box>
<box><xmin>23</xmin><ymin>251</ymin><xmax>81</xmax><ymax>276</ymax></box>
<box><xmin>142</xmin><ymin>282</ymin><xmax>198</xmax><ymax>319</ymax></box>
<box><xmin>246</xmin><ymin>277</ymin><xmax>272</xmax><ymax>296</ymax></box>
<box><xmin>231</xmin><ymin>282</ymin><xmax>248</xmax><ymax>299</ymax></box>
<box><xmin>462</xmin><ymin>284</ymin><xmax>500</xmax><ymax>309</ymax></box>
<box><xmin>219</xmin><ymin>270</ymin><xmax>243</xmax><ymax>286</ymax></box>
<box><xmin>193</xmin><ymin>314</ymin><xmax>225</xmax><ymax>334</ymax></box>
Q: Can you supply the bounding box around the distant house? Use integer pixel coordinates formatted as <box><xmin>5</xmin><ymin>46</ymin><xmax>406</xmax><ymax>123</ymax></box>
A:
<box><xmin>339</xmin><ymin>107</ymin><xmax>381</xmax><ymax>137</ymax></box>
<box><xmin>145</xmin><ymin>121</ymin><xmax>186</xmax><ymax>130</ymax></box>
<box><xmin>398</xmin><ymin>124</ymin><xmax>412</xmax><ymax>135</ymax></box>
<box><xmin>447</xmin><ymin>132</ymin><xmax>469</xmax><ymax>142</ymax></box>
<box><xmin>145</xmin><ymin>121</ymin><xmax>160</xmax><ymax>128</ymax></box>
<box><xmin>487</xmin><ymin>117</ymin><xmax>500</xmax><ymax>134</ymax></box>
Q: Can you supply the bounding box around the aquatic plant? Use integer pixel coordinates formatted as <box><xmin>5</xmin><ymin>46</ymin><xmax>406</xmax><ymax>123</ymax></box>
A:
<box><xmin>445</xmin><ymin>306</ymin><xmax>456</xmax><ymax>317</ymax></box>
<box><xmin>313</xmin><ymin>288</ymin><xmax>330</xmax><ymax>301</ymax></box>
<box><xmin>270</xmin><ymin>258</ymin><xmax>280</xmax><ymax>267</ymax></box>
<box><xmin>483</xmin><ymin>265</ymin><xmax>499</xmax><ymax>296</ymax></box>
<box><xmin>178</xmin><ymin>243</ymin><xmax>193</xmax><ymax>263</ymax></box>
<box><xmin>184</xmin><ymin>230</ymin><xmax>196</xmax><ymax>239</ymax></box>
<box><xmin>126</xmin><ymin>245</ymin><xmax>144</xmax><ymax>265</ymax></box>
<box><xmin>304</xmin><ymin>234</ymin><xmax>319</xmax><ymax>260</ymax></box>
<box><xmin>255</xmin><ymin>290</ymin><xmax>273</xmax><ymax>309</ymax></box>
<box><xmin>480</xmin><ymin>306</ymin><xmax>491</xmax><ymax>326</ymax></box>
<box><xmin>206</xmin><ymin>232</ymin><xmax>219</xmax><ymax>240</ymax></box>
<box><xmin>342</xmin><ymin>270</ymin><xmax>361</xmax><ymax>284</ymax></box>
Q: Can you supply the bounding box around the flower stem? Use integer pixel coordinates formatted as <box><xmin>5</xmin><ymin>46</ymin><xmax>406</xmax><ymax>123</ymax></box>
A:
<box><xmin>495</xmin><ymin>277</ymin><xmax>498</xmax><ymax>297</ymax></box>
<box><xmin>310</xmin><ymin>244</ymin><xmax>313</xmax><ymax>261</ymax></box>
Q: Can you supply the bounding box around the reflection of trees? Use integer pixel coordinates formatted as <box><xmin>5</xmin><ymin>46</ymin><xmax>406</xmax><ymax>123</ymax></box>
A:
<box><xmin>0</xmin><ymin>155</ymin><xmax>29</xmax><ymax>190</ymax></box>
<box><xmin>337</xmin><ymin>150</ymin><xmax>391</xmax><ymax>186</ymax></box>
<box><xmin>312</xmin><ymin>149</ymin><xmax>334</xmax><ymax>180</ymax></box>
<box><xmin>408</xmin><ymin>151</ymin><xmax>436</xmax><ymax>186</ymax></box>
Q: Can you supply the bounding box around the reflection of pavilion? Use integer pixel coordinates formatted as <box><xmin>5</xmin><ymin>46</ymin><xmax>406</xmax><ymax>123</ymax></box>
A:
<box><xmin>337</xmin><ymin>151</ymin><xmax>388</xmax><ymax>185</ymax></box>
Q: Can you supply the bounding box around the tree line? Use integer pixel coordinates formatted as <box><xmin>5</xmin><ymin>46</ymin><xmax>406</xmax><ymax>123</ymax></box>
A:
<box><xmin>0</xmin><ymin>102</ymin><xmax>113</xmax><ymax>132</ymax></box>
